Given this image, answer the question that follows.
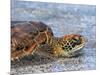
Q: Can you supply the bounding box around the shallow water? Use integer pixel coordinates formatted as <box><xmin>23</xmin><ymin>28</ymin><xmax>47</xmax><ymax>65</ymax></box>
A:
<box><xmin>11</xmin><ymin>0</ymin><xmax>96</xmax><ymax>74</ymax></box>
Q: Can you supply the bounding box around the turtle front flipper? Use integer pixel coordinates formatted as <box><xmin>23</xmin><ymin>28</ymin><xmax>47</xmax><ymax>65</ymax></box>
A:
<box><xmin>11</xmin><ymin>40</ymin><xmax>38</xmax><ymax>61</ymax></box>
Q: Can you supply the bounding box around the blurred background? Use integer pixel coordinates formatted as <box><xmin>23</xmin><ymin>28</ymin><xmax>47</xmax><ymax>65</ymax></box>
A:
<box><xmin>11</xmin><ymin>0</ymin><xmax>96</xmax><ymax>74</ymax></box>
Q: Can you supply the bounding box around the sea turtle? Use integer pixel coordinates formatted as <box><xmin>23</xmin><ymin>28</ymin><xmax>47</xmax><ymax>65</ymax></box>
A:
<box><xmin>11</xmin><ymin>21</ymin><xmax>86</xmax><ymax>61</ymax></box>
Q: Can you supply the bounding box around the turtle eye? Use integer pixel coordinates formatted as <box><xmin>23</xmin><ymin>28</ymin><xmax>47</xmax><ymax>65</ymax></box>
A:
<box><xmin>73</xmin><ymin>38</ymin><xmax>78</xmax><ymax>41</ymax></box>
<box><xmin>71</xmin><ymin>43</ymin><xmax>76</xmax><ymax>47</ymax></box>
<box><xmin>73</xmin><ymin>38</ymin><xmax>81</xmax><ymax>45</ymax></box>
<box><xmin>76</xmin><ymin>39</ymin><xmax>81</xmax><ymax>45</ymax></box>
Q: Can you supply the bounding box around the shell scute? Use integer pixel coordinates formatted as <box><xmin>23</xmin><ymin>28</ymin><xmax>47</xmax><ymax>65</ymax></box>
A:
<box><xmin>11</xmin><ymin>21</ymin><xmax>53</xmax><ymax>61</ymax></box>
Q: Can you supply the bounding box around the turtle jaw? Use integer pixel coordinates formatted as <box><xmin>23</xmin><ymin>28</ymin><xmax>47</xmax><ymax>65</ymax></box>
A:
<box><xmin>66</xmin><ymin>35</ymin><xmax>86</xmax><ymax>57</ymax></box>
<box><xmin>69</xmin><ymin>36</ymin><xmax>86</xmax><ymax>52</ymax></box>
<box><xmin>51</xmin><ymin>34</ymin><xmax>86</xmax><ymax>57</ymax></box>
<box><xmin>59</xmin><ymin>34</ymin><xmax>86</xmax><ymax>57</ymax></box>
<box><xmin>52</xmin><ymin>36</ymin><xmax>86</xmax><ymax>58</ymax></box>
<box><xmin>67</xmin><ymin>43</ymin><xmax>85</xmax><ymax>57</ymax></box>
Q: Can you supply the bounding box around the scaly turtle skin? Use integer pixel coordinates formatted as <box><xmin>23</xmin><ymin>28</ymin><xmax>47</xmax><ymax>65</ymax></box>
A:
<box><xmin>11</xmin><ymin>21</ymin><xmax>86</xmax><ymax>61</ymax></box>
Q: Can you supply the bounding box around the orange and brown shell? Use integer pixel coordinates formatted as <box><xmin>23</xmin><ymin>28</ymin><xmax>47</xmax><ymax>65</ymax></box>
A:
<box><xmin>11</xmin><ymin>21</ymin><xmax>53</xmax><ymax>61</ymax></box>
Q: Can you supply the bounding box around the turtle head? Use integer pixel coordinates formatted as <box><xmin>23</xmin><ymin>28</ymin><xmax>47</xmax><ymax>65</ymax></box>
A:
<box><xmin>54</xmin><ymin>34</ymin><xmax>86</xmax><ymax>57</ymax></box>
